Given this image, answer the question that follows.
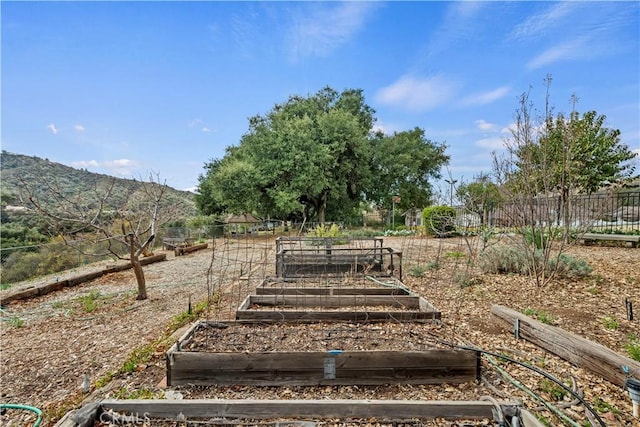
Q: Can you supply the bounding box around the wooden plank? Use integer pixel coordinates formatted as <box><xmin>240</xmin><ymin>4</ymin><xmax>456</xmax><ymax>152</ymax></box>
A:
<box><xmin>176</xmin><ymin>242</ymin><xmax>208</xmax><ymax>256</ymax></box>
<box><xmin>247</xmin><ymin>294</ymin><xmax>421</xmax><ymax>308</ymax></box>
<box><xmin>167</xmin><ymin>349</ymin><xmax>477</xmax><ymax>386</ymax></box>
<box><xmin>101</xmin><ymin>399</ymin><xmax>518</xmax><ymax>421</ymax></box>
<box><xmin>235</xmin><ymin>309</ymin><xmax>439</xmax><ymax>322</ymax></box>
<box><xmin>491</xmin><ymin>305</ymin><xmax>640</xmax><ymax>387</ymax></box>
<box><xmin>67</xmin><ymin>270</ymin><xmax>105</xmax><ymax>286</ymax></box>
<box><xmin>256</xmin><ymin>287</ymin><xmax>410</xmax><ymax>296</ymax></box>
<box><xmin>580</xmin><ymin>233</ymin><xmax>640</xmax><ymax>248</ymax></box>
<box><xmin>582</xmin><ymin>233</ymin><xmax>640</xmax><ymax>242</ymax></box>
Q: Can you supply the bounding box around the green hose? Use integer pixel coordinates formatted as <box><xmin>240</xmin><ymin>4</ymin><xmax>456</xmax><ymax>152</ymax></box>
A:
<box><xmin>0</xmin><ymin>403</ymin><xmax>43</xmax><ymax>427</ymax></box>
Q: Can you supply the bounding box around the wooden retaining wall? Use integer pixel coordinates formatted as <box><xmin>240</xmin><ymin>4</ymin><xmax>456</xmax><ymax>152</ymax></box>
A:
<box><xmin>492</xmin><ymin>305</ymin><xmax>640</xmax><ymax>387</ymax></box>
<box><xmin>0</xmin><ymin>254</ymin><xmax>167</xmax><ymax>304</ymax></box>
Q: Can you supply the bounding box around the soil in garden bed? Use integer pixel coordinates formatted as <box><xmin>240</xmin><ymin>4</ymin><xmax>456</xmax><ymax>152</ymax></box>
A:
<box><xmin>181</xmin><ymin>321</ymin><xmax>446</xmax><ymax>353</ymax></box>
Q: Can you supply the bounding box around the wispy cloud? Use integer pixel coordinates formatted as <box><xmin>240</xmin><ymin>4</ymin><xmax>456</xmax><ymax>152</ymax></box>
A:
<box><xmin>474</xmin><ymin>120</ymin><xmax>497</xmax><ymax>132</ymax></box>
<box><xmin>74</xmin><ymin>124</ymin><xmax>85</xmax><ymax>132</ymax></box>
<box><xmin>375</xmin><ymin>75</ymin><xmax>458</xmax><ymax>113</ymax></box>
<box><xmin>526</xmin><ymin>36</ymin><xmax>590</xmax><ymax>70</ymax></box>
<box><xmin>103</xmin><ymin>159</ymin><xmax>138</xmax><ymax>175</ymax></box>
<box><xmin>517</xmin><ymin>3</ymin><xmax>636</xmax><ymax>69</ymax></box>
<box><xmin>422</xmin><ymin>2</ymin><xmax>488</xmax><ymax>61</ymax></box>
<box><xmin>288</xmin><ymin>2</ymin><xmax>378</xmax><ymax>61</ymax></box>
<box><xmin>189</xmin><ymin>118</ymin><xmax>213</xmax><ymax>133</ymax></box>
<box><xmin>72</xmin><ymin>160</ymin><xmax>99</xmax><ymax>168</ymax></box>
<box><xmin>47</xmin><ymin>123</ymin><xmax>59</xmax><ymax>135</ymax></box>
<box><xmin>71</xmin><ymin>159</ymin><xmax>140</xmax><ymax>177</ymax></box>
<box><xmin>460</xmin><ymin>86</ymin><xmax>511</xmax><ymax>107</ymax></box>
<box><xmin>509</xmin><ymin>2</ymin><xmax>578</xmax><ymax>41</ymax></box>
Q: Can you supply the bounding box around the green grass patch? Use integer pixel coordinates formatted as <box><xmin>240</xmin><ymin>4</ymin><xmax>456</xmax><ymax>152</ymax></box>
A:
<box><xmin>114</xmin><ymin>386</ymin><xmax>158</xmax><ymax>400</ymax></box>
<box><xmin>539</xmin><ymin>379</ymin><xmax>568</xmax><ymax>401</ymax></box>
<box><xmin>601</xmin><ymin>315</ymin><xmax>618</xmax><ymax>330</ymax></box>
<box><xmin>6</xmin><ymin>316</ymin><xmax>25</xmax><ymax>328</ymax></box>
<box><xmin>523</xmin><ymin>308</ymin><xmax>556</xmax><ymax>325</ymax></box>
<box><xmin>593</xmin><ymin>397</ymin><xmax>620</xmax><ymax>415</ymax></box>
<box><xmin>445</xmin><ymin>251</ymin><xmax>466</xmax><ymax>258</ymax></box>
<box><xmin>79</xmin><ymin>290</ymin><xmax>102</xmax><ymax>313</ymax></box>
<box><xmin>626</xmin><ymin>334</ymin><xmax>640</xmax><ymax>361</ymax></box>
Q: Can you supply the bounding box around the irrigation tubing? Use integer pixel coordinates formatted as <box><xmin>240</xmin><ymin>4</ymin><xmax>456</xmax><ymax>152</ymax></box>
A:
<box><xmin>455</xmin><ymin>344</ymin><xmax>607</xmax><ymax>427</ymax></box>
<box><xmin>0</xmin><ymin>403</ymin><xmax>43</xmax><ymax>427</ymax></box>
<box><xmin>484</xmin><ymin>352</ymin><xmax>581</xmax><ymax>427</ymax></box>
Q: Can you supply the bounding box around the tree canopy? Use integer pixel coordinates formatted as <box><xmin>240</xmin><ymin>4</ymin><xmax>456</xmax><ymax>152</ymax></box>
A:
<box><xmin>196</xmin><ymin>87</ymin><xmax>449</xmax><ymax>222</ymax></box>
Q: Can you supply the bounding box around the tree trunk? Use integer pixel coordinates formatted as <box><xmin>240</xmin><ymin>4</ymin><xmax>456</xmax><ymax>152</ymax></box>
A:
<box><xmin>132</xmin><ymin>258</ymin><xmax>147</xmax><ymax>300</ymax></box>
<box><xmin>317</xmin><ymin>205</ymin><xmax>326</xmax><ymax>223</ymax></box>
<box><xmin>128</xmin><ymin>234</ymin><xmax>148</xmax><ymax>300</ymax></box>
<box><xmin>316</xmin><ymin>189</ymin><xmax>329</xmax><ymax>223</ymax></box>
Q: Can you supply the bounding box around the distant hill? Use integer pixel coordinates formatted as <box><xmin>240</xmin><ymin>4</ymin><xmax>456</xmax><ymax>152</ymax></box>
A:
<box><xmin>0</xmin><ymin>151</ymin><xmax>198</xmax><ymax>218</ymax></box>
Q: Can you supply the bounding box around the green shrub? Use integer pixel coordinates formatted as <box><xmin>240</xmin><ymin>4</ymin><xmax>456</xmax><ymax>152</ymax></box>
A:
<box><xmin>347</xmin><ymin>228</ymin><xmax>381</xmax><ymax>238</ymax></box>
<box><xmin>524</xmin><ymin>228</ymin><xmax>547</xmax><ymax>249</ymax></box>
<box><xmin>308</xmin><ymin>223</ymin><xmax>342</xmax><ymax>238</ymax></box>
<box><xmin>477</xmin><ymin>246</ymin><xmax>530</xmax><ymax>275</ymax></box>
<box><xmin>426</xmin><ymin>260</ymin><xmax>440</xmax><ymax>270</ymax></box>
<box><xmin>422</xmin><ymin>206</ymin><xmax>456</xmax><ymax>236</ymax></box>
<box><xmin>383</xmin><ymin>228</ymin><xmax>416</xmax><ymax>236</ymax></box>
<box><xmin>548</xmin><ymin>253</ymin><xmax>592</xmax><ymax>278</ymax></box>
<box><xmin>408</xmin><ymin>265</ymin><xmax>427</xmax><ymax>278</ymax></box>
<box><xmin>478</xmin><ymin>246</ymin><xmax>592</xmax><ymax>279</ymax></box>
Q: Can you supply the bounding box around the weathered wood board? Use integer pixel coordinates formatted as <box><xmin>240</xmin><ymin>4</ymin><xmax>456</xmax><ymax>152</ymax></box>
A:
<box><xmin>579</xmin><ymin>233</ymin><xmax>640</xmax><ymax>248</ymax></box>
<box><xmin>166</xmin><ymin>320</ymin><xmax>473</xmax><ymax>386</ymax></box>
<box><xmin>167</xmin><ymin>348</ymin><xmax>479</xmax><ymax>386</ymax></box>
<box><xmin>492</xmin><ymin>305</ymin><xmax>640</xmax><ymax>387</ymax></box>
<box><xmin>56</xmin><ymin>399</ymin><xmax>545</xmax><ymax>426</ymax></box>
<box><xmin>255</xmin><ymin>276</ymin><xmax>411</xmax><ymax>296</ymax></box>
<box><xmin>235</xmin><ymin>294</ymin><xmax>440</xmax><ymax>322</ymax></box>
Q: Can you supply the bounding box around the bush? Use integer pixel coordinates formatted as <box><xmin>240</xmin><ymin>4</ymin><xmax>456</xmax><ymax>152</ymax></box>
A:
<box><xmin>478</xmin><ymin>246</ymin><xmax>592</xmax><ymax>279</ymax></box>
<box><xmin>422</xmin><ymin>206</ymin><xmax>456</xmax><ymax>236</ymax></box>
<box><xmin>308</xmin><ymin>223</ymin><xmax>342</xmax><ymax>238</ymax></box>
<box><xmin>477</xmin><ymin>246</ymin><xmax>530</xmax><ymax>275</ymax></box>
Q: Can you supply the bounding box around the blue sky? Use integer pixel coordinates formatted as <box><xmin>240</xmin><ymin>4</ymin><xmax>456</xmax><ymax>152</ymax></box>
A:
<box><xmin>2</xmin><ymin>1</ymin><xmax>639</xmax><ymax>198</ymax></box>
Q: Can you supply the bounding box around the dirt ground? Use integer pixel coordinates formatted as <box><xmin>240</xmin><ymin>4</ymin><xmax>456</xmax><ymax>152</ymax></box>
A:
<box><xmin>0</xmin><ymin>234</ymin><xmax>639</xmax><ymax>426</ymax></box>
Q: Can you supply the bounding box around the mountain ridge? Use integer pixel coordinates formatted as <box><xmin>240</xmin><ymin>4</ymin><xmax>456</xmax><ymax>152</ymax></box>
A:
<box><xmin>0</xmin><ymin>150</ymin><xmax>197</xmax><ymax>216</ymax></box>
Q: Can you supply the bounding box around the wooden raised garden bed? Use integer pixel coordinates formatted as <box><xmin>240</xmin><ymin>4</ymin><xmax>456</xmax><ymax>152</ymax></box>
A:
<box><xmin>56</xmin><ymin>399</ymin><xmax>545</xmax><ymax>427</ymax></box>
<box><xmin>255</xmin><ymin>276</ymin><xmax>411</xmax><ymax>296</ymax></box>
<box><xmin>165</xmin><ymin>320</ymin><xmax>474</xmax><ymax>387</ymax></box>
<box><xmin>275</xmin><ymin>237</ymin><xmax>403</xmax><ymax>280</ymax></box>
<box><xmin>235</xmin><ymin>293</ymin><xmax>439</xmax><ymax>322</ymax></box>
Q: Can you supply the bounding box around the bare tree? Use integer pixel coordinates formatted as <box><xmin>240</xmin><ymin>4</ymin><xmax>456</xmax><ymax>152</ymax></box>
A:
<box><xmin>21</xmin><ymin>171</ymin><xmax>179</xmax><ymax>300</ymax></box>
<box><xmin>490</xmin><ymin>77</ymin><xmax>630</xmax><ymax>287</ymax></box>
